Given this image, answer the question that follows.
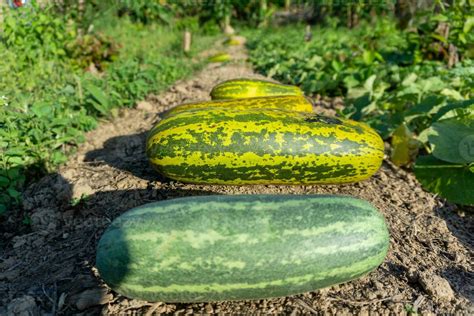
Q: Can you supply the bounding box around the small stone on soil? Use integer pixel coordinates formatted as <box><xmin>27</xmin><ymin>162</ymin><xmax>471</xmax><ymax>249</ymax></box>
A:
<box><xmin>0</xmin><ymin>269</ymin><xmax>20</xmax><ymax>281</ymax></box>
<box><xmin>7</xmin><ymin>295</ymin><xmax>40</xmax><ymax>316</ymax></box>
<box><xmin>136</xmin><ymin>101</ymin><xmax>154</xmax><ymax>111</ymax></box>
<box><xmin>418</xmin><ymin>272</ymin><xmax>455</xmax><ymax>301</ymax></box>
<box><xmin>12</xmin><ymin>236</ymin><xmax>27</xmax><ymax>249</ymax></box>
<box><xmin>30</xmin><ymin>208</ymin><xmax>59</xmax><ymax>232</ymax></box>
<box><xmin>72</xmin><ymin>181</ymin><xmax>94</xmax><ymax>200</ymax></box>
<box><xmin>174</xmin><ymin>85</ymin><xmax>188</xmax><ymax>94</ymax></box>
<box><xmin>71</xmin><ymin>288</ymin><xmax>113</xmax><ymax>310</ymax></box>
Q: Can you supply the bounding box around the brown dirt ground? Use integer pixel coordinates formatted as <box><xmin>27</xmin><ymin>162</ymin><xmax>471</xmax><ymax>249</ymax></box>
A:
<box><xmin>1</xmin><ymin>43</ymin><xmax>473</xmax><ymax>315</ymax></box>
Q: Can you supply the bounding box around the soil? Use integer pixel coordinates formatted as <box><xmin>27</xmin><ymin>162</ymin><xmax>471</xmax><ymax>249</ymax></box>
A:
<box><xmin>1</xmin><ymin>42</ymin><xmax>473</xmax><ymax>315</ymax></box>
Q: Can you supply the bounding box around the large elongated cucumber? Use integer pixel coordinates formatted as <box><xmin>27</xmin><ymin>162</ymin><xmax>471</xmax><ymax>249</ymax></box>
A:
<box><xmin>146</xmin><ymin>108</ymin><xmax>384</xmax><ymax>184</ymax></box>
<box><xmin>96</xmin><ymin>195</ymin><xmax>389</xmax><ymax>302</ymax></box>
<box><xmin>163</xmin><ymin>95</ymin><xmax>313</xmax><ymax>118</ymax></box>
<box><xmin>210</xmin><ymin>78</ymin><xmax>303</xmax><ymax>99</ymax></box>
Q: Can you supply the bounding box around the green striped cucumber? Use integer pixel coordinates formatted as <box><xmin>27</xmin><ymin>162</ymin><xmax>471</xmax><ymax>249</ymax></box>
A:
<box><xmin>96</xmin><ymin>194</ymin><xmax>389</xmax><ymax>302</ymax></box>
<box><xmin>162</xmin><ymin>95</ymin><xmax>313</xmax><ymax>118</ymax></box>
<box><xmin>210</xmin><ymin>78</ymin><xmax>304</xmax><ymax>99</ymax></box>
<box><xmin>146</xmin><ymin>108</ymin><xmax>384</xmax><ymax>185</ymax></box>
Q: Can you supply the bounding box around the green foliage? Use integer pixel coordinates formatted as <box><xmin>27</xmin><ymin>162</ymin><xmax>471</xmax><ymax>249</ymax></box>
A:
<box><xmin>344</xmin><ymin>62</ymin><xmax>473</xmax><ymax>138</ymax></box>
<box><xmin>0</xmin><ymin>167</ymin><xmax>25</xmax><ymax>216</ymax></box>
<box><xmin>414</xmin><ymin>155</ymin><xmax>474</xmax><ymax>205</ymax></box>
<box><xmin>0</xmin><ymin>7</ymin><xmax>216</xmax><ymax>215</ymax></box>
<box><xmin>70</xmin><ymin>194</ymin><xmax>89</xmax><ymax>207</ymax></box>
<box><xmin>2</xmin><ymin>1</ymin><xmax>119</xmax><ymax>70</ymax></box>
<box><xmin>2</xmin><ymin>2</ymin><xmax>76</xmax><ymax>62</ymax></box>
<box><xmin>423</xmin><ymin>118</ymin><xmax>474</xmax><ymax>164</ymax></box>
<box><xmin>117</xmin><ymin>0</ymin><xmax>172</xmax><ymax>25</ymax></box>
<box><xmin>174</xmin><ymin>0</ymin><xmax>280</xmax><ymax>30</ymax></box>
<box><xmin>200</xmin><ymin>0</ymin><xmax>232</xmax><ymax>24</ymax></box>
<box><xmin>66</xmin><ymin>33</ymin><xmax>119</xmax><ymax>70</ymax></box>
<box><xmin>231</xmin><ymin>0</ymin><xmax>275</xmax><ymax>27</ymax></box>
<box><xmin>404</xmin><ymin>303</ymin><xmax>419</xmax><ymax>315</ymax></box>
<box><xmin>247</xmin><ymin>15</ymin><xmax>473</xmax><ymax>205</ymax></box>
<box><xmin>247</xmin><ymin>20</ymin><xmax>407</xmax><ymax>97</ymax></box>
<box><xmin>410</xmin><ymin>3</ymin><xmax>474</xmax><ymax>61</ymax></box>
<box><xmin>414</xmin><ymin>117</ymin><xmax>474</xmax><ymax>205</ymax></box>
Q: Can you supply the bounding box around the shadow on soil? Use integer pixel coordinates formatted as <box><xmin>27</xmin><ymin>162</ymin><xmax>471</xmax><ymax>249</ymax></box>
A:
<box><xmin>441</xmin><ymin>266</ymin><xmax>474</xmax><ymax>303</ymax></box>
<box><xmin>435</xmin><ymin>205</ymin><xmax>474</xmax><ymax>303</ymax></box>
<box><xmin>435</xmin><ymin>205</ymin><xmax>473</xmax><ymax>251</ymax></box>
<box><xmin>83</xmin><ymin>130</ymin><xmax>168</xmax><ymax>183</ymax></box>
<box><xmin>3</xmin><ymin>173</ymin><xmax>219</xmax><ymax>314</ymax></box>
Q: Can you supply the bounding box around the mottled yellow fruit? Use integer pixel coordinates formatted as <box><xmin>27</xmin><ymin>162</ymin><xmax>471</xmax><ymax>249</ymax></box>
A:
<box><xmin>208</xmin><ymin>53</ymin><xmax>231</xmax><ymax>63</ymax></box>
<box><xmin>162</xmin><ymin>95</ymin><xmax>314</xmax><ymax>118</ymax></box>
<box><xmin>147</xmin><ymin>108</ymin><xmax>384</xmax><ymax>185</ymax></box>
<box><xmin>211</xmin><ymin>78</ymin><xmax>303</xmax><ymax>100</ymax></box>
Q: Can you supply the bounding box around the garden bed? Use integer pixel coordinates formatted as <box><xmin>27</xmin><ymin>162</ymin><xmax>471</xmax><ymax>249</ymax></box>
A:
<box><xmin>1</xmin><ymin>45</ymin><xmax>472</xmax><ymax>315</ymax></box>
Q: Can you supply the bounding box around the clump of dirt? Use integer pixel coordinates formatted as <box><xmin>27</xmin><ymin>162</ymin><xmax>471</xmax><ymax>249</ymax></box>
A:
<box><xmin>1</xmin><ymin>42</ymin><xmax>472</xmax><ymax>315</ymax></box>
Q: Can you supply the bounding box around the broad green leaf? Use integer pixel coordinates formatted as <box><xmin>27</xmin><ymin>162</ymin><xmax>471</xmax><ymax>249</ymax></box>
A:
<box><xmin>347</xmin><ymin>87</ymin><xmax>367</xmax><ymax>100</ymax></box>
<box><xmin>364</xmin><ymin>75</ymin><xmax>377</xmax><ymax>96</ymax></box>
<box><xmin>6</xmin><ymin>168</ymin><xmax>20</xmax><ymax>180</ymax></box>
<box><xmin>362</xmin><ymin>50</ymin><xmax>375</xmax><ymax>65</ymax></box>
<box><xmin>307</xmin><ymin>55</ymin><xmax>323</xmax><ymax>68</ymax></box>
<box><xmin>401</xmin><ymin>73</ymin><xmax>417</xmax><ymax>87</ymax></box>
<box><xmin>433</xmin><ymin>99</ymin><xmax>474</xmax><ymax>121</ymax></box>
<box><xmin>5</xmin><ymin>148</ymin><xmax>26</xmax><ymax>156</ymax></box>
<box><xmin>30</xmin><ymin>102</ymin><xmax>52</xmax><ymax>118</ymax></box>
<box><xmin>440</xmin><ymin>88</ymin><xmax>463</xmax><ymax>101</ymax></box>
<box><xmin>346</xmin><ymin>93</ymin><xmax>371</xmax><ymax>121</ymax></box>
<box><xmin>62</xmin><ymin>85</ymin><xmax>75</xmax><ymax>95</ymax></box>
<box><xmin>433</xmin><ymin>100</ymin><xmax>474</xmax><ymax>122</ymax></box>
<box><xmin>417</xmin><ymin>127</ymin><xmax>431</xmax><ymax>144</ymax></box>
<box><xmin>7</xmin><ymin>188</ymin><xmax>21</xmax><ymax>199</ymax></box>
<box><xmin>0</xmin><ymin>176</ymin><xmax>9</xmax><ymax>187</ymax></box>
<box><xmin>331</xmin><ymin>59</ymin><xmax>343</xmax><ymax>72</ymax></box>
<box><xmin>432</xmin><ymin>14</ymin><xmax>448</xmax><ymax>22</ymax></box>
<box><xmin>430</xmin><ymin>33</ymin><xmax>447</xmax><ymax>44</ymax></box>
<box><xmin>404</xmin><ymin>96</ymin><xmax>446</xmax><ymax>124</ymax></box>
<box><xmin>84</xmin><ymin>83</ymin><xmax>109</xmax><ymax>110</ymax></box>
<box><xmin>361</xmin><ymin>101</ymin><xmax>378</xmax><ymax>115</ymax></box>
<box><xmin>426</xmin><ymin>118</ymin><xmax>474</xmax><ymax>164</ymax></box>
<box><xmin>373</xmin><ymin>81</ymin><xmax>390</xmax><ymax>100</ymax></box>
<box><xmin>397</xmin><ymin>84</ymin><xmax>421</xmax><ymax>97</ymax></box>
<box><xmin>436</xmin><ymin>106</ymin><xmax>474</xmax><ymax>122</ymax></box>
<box><xmin>88</xmin><ymin>100</ymin><xmax>108</xmax><ymax>116</ymax></box>
<box><xmin>52</xmin><ymin>151</ymin><xmax>67</xmax><ymax>165</ymax></box>
<box><xmin>418</xmin><ymin>77</ymin><xmax>445</xmax><ymax>93</ymax></box>
<box><xmin>374</xmin><ymin>52</ymin><xmax>385</xmax><ymax>63</ymax></box>
<box><xmin>463</xmin><ymin>16</ymin><xmax>474</xmax><ymax>33</ymax></box>
<box><xmin>343</xmin><ymin>75</ymin><xmax>359</xmax><ymax>89</ymax></box>
<box><xmin>414</xmin><ymin>155</ymin><xmax>474</xmax><ymax>205</ymax></box>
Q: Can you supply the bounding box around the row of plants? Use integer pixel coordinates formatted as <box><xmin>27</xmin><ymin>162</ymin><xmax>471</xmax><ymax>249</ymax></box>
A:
<box><xmin>0</xmin><ymin>4</ymin><xmax>218</xmax><ymax>215</ymax></box>
<box><xmin>246</xmin><ymin>8</ymin><xmax>473</xmax><ymax>205</ymax></box>
<box><xmin>57</xmin><ymin>0</ymin><xmax>279</xmax><ymax>31</ymax></box>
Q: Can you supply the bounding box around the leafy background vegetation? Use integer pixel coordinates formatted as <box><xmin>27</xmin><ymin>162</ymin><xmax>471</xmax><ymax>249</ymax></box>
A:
<box><xmin>0</xmin><ymin>0</ymin><xmax>220</xmax><ymax>215</ymax></box>
<box><xmin>245</xmin><ymin>2</ymin><xmax>473</xmax><ymax>205</ymax></box>
<box><xmin>1</xmin><ymin>0</ymin><xmax>473</xmax><ymax>216</ymax></box>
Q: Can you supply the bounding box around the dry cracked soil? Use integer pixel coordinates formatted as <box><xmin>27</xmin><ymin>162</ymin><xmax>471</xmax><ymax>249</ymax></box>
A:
<box><xmin>1</xmin><ymin>42</ymin><xmax>473</xmax><ymax>315</ymax></box>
